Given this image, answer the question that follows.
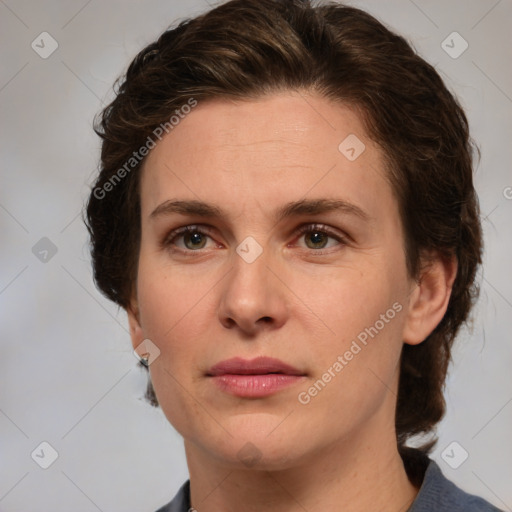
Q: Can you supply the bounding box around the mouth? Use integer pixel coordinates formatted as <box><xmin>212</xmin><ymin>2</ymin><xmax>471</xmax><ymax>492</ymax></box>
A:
<box><xmin>207</xmin><ymin>357</ymin><xmax>306</xmax><ymax>398</ymax></box>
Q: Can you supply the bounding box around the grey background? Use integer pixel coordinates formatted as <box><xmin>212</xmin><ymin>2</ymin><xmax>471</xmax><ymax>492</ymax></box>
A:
<box><xmin>0</xmin><ymin>0</ymin><xmax>511</xmax><ymax>510</ymax></box>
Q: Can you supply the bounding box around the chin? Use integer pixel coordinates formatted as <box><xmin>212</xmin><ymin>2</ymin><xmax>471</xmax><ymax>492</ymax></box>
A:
<box><xmin>190</xmin><ymin>416</ymin><xmax>315</xmax><ymax>471</ymax></box>
<box><xmin>214</xmin><ymin>441</ymin><xmax>304</xmax><ymax>472</ymax></box>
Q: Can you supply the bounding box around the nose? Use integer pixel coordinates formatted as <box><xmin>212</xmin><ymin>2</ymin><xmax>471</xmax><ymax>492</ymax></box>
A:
<box><xmin>217</xmin><ymin>245</ymin><xmax>289</xmax><ymax>336</ymax></box>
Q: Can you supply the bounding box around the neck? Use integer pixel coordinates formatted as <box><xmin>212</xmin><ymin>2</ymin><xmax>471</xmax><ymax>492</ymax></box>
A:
<box><xmin>185</xmin><ymin>425</ymin><xmax>419</xmax><ymax>512</ymax></box>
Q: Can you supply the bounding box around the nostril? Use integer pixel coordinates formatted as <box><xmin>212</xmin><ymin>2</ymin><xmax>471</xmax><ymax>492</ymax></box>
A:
<box><xmin>224</xmin><ymin>318</ymin><xmax>236</xmax><ymax>328</ymax></box>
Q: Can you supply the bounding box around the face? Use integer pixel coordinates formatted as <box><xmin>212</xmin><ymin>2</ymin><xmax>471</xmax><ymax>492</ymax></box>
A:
<box><xmin>128</xmin><ymin>91</ymin><xmax>421</xmax><ymax>470</ymax></box>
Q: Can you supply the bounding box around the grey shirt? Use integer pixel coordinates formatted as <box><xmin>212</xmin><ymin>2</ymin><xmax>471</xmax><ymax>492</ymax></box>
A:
<box><xmin>155</xmin><ymin>458</ymin><xmax>503</xmax><ymax>512</ymax></box>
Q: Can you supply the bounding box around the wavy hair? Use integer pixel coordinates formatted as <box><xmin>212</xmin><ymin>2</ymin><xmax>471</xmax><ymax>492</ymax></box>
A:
<box><xmin>85</xmin><ymin>0</ymin><xmax>482</xmax><ymax>469</ymax></box>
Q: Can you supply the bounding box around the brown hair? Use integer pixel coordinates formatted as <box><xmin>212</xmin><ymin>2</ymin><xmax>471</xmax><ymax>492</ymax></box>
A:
<box><xmin>85</xmin><ymin>0</ymin><xmax>482</xmax><ymax>462</ymax></box>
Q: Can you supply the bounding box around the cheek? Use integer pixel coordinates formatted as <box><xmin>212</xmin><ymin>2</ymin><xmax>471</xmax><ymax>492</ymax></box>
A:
<box><xmin>135</xmin><ymin>253</ymin><xmax>220</xmax><ymax>385</ymax></box>
<box><xmin>294</xmin><ymin>257</ymin><xmax>407</xmax><ymax>341</ymax></box>
<box><xmin>292</xmin><ymin>270</ymin><xmax>406</xmax><ymax>431</ymax></box>
<box><xmin>136</xmin><ymin>263</ymin><xmax>214</xmax><ymax>433</ymax></box>
<box><xmin>292</xmin><ymin>252</ymin><xmax>409</xmax><ymax>400</ymax></box>
<box><xmin>136</xmin><ymin>246</ymin><xmax>209</xmax><ymax>332</ymax></box>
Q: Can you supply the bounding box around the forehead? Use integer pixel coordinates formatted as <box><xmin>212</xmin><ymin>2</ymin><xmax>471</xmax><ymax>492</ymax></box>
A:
<box><xmin>139</xmin><ymin>92</ymin><xmax>394</xmax><ymax>221</ymax></box>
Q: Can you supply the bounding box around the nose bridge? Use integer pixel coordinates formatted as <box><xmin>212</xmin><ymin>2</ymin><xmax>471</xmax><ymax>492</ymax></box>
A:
<box><xmin>218</xmin><ymin>235</ymin><xmax>288</xmax><ymax>331</ymax></box>
<box><xmin>229</xmin><ymin>237</ymin><xmax>272</xmax><ymax>304</ymax></box>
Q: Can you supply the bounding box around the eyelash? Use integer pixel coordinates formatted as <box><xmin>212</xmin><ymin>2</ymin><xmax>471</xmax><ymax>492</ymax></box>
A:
<box><xmin>162</xmin><ymin>223</ymin><xmax>348</xmax><ymax>256</ymax></box>
<box><xmin>293</xmin><ymin>224</ymin><xmax>347</xmax><ymax>253</ymax></box>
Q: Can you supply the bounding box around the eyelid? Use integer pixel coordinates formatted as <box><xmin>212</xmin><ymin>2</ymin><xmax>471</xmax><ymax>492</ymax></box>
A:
<box><xmin>168</xmin><ymin>224</ymin><xmax>214</xmax><ymax>236</ymax></box>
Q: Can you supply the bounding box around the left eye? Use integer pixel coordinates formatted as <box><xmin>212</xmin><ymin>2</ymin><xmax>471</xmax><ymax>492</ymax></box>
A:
<box><xmin>294</xmin><ymin>224</ymin><xmax>345</xmax><ymax>250</ymax></box>
<box><xmin>181</xmin><ymin>230</ymin><xmax>209</xmax><ymax>250</ymax></box>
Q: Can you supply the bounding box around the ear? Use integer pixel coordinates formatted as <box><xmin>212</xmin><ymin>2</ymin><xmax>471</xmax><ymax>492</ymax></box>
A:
<box><xmin>126</xmin><ymin>297</ymin><xmax>145</xmax><ymax>351</ymax></box>
<box><xmin>403</xmin><ymin>252</ymin><xmax>458</xmax><ymax>346</ymax></box>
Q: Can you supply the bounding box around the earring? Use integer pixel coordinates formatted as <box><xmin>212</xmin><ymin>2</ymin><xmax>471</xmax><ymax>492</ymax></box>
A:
<box><xmin>140</xmin><ymin>352</ymin><xmax>150</xmax><ymax>367</ymax></box>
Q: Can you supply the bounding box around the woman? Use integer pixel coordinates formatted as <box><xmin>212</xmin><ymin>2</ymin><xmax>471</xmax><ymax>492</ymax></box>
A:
<box><xmin>85</xmin><ymin>1</ymin><xmax>502</xmax><ymax>510</ymax></box>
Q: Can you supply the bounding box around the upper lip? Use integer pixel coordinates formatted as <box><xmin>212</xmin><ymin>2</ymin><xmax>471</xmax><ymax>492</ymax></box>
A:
<box><xmin>207</xmin><ymin>357</ymin><xmax>305</xmax><ymax>376</ymax></box>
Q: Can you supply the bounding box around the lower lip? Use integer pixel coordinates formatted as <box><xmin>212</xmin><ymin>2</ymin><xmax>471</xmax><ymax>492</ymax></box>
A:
<box><xmin>211</xmin><ymin>374</ymin><xmax>305</xmax><ymax>398</ymax></box>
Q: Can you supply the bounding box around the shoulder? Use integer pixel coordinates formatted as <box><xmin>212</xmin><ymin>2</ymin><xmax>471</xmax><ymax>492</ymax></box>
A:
<box><xmin>155</xmin><ymin>459</ymin><xmax>504</xmax><ymax>512</ymax></box>
<box><xmin>408</xmin><ymin>457</ymin><xmax>504</xmax><ymax>512</ymax></box>
<box><xmin>154</xmin><ymin>480</ymin><xmax>190</xmax><ymax>512</ymax></box>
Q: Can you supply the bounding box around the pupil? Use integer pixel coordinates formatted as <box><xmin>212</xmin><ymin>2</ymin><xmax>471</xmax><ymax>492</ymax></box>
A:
<box><xmin>186</xmin><ymin>232</ymin><xmax>205</xmax><ymax>248</ymax></box>
<box><xmin>308</xmin><ymin>231</ymin><xmax>326</xmax><ymax>248</ymax></box>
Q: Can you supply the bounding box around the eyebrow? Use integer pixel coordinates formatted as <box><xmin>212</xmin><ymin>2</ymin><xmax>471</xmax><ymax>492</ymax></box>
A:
<box><xmin>150</xmin><ymin>198</ymin><xmax>371</xmax><ymax>223</ymax></box>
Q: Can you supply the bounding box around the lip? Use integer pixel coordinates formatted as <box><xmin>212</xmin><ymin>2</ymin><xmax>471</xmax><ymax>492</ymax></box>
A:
<box><xmin>207</xmin><ymin>357</ymin><xmax>306</xmax><ymax>398</ymax></box>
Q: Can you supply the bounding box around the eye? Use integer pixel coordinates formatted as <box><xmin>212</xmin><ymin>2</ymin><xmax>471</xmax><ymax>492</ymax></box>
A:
<box><xmin>163</xmin><ymin>225</ymin><xmax>217</xmax><ymax>252</ymax></box>
<box><xmin>293</xmin><ymin>223</ymin><xmax>347</xmax><ymax>252</ymax></box>
<box><xmin>162</xmin><ymin>223</ymin><xmax>347</xmax><ymax>255</ymax></box>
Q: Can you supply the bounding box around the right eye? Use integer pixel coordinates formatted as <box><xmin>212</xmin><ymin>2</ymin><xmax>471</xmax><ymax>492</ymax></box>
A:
<box><xmin>163</xmin><ymin>225</ymin><xmax>219</xmax><ymax>252</ymax></box>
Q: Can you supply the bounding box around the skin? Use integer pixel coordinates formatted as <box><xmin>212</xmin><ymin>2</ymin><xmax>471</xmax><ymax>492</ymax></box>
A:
<box><xmin>127</xmin><ymin>91</ymin><xmax>457</xmax><ymax>512</ymax></box>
